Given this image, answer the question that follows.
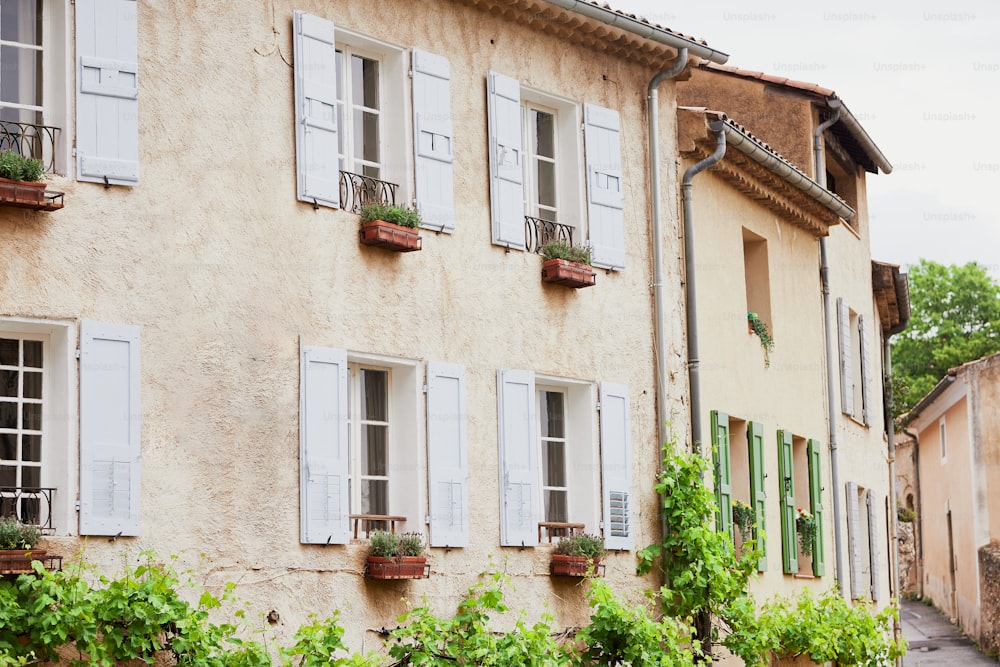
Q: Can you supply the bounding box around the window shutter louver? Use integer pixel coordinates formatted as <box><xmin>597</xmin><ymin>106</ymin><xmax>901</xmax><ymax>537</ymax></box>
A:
<box><xmin>859</xmin><ymin>314</ymin><xmax>872</xmax><ymax>426</ymax></box>
<box><xmin>487</xmin><ymin>72</ymin><xmax>525</xmax><ymax>249</ymax></box>
<box><xmin>412</xmin><ymin>50</ymin><xmax>455</xmax><ymax>233</ymax></box>
<box><xmin>293</xmin><ymin>11</ymin><xmax>340</xmax><ymax>209</ymax></box>
<box><xmin>867</xmin><ymin>490</ymin><xmax>881</xmax><ymax>601</ymax></box>
<box><xmin>808</xmin><ymin>439</ymin><xmax>826</xmax><ymax>576</ymax></box>
<box><xmin>75</xmin><ymin>0</ymin><xmax>139</xmax><ymax>186</ymax></box>
<box><xmin>778</xmin><ymin>430</ymin><xmax>798</xmax><ymax>574</ymax></box>
<box><xmin>584</xmin><ymin>104</ymin><xmax>625</xmax><ymax>270</ymax></box>
<box><xmin>847</xmin><ymin>481</ymin><xmax>862</xmax><ymax>598</ymax></box>
<box><xmin>711</xmin><ymin>411</ymin><xmax>733</xmax><ymax>540</ymax></box>
<box><xmin>748</xmin><ymin>420</ymin><xmax>767</xmax><ymax>571</ymax></box>
<box><xmin>426</xmin><ymin>361</ymin><xmax>469</xmax><ymax>547</ymax></box>
<box><xmin>497</xmin><ymin>369</ymin><xmax>537</xmax><ymax>546</ymax></box>
<box><xmin>838</xmin><ymin>298</ymin><xmax>854</xmax><ymax>416</ymax></box>
<box><xmin>600</xmin><ymin>382</ymin><xmax>632</xmax><ymax>551</ymax></box>
<box><xmin>299</xmin><ymin>346</ymin><xmax>350</xmax><ymax>545</ymax></box>
<box><xmin>79</xmin><ymin>321</ymin><xmax>141</xmax><ymax>536</ymax></box>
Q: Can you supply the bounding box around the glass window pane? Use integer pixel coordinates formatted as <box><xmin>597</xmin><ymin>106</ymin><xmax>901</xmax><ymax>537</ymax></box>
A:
<box><xmin>21</xmin><ymin>465</ymin><xmax>39</xmax><ymax>487</ymax></box>
<box><xmin>362</xmin><ymin>425</ymin><xmax>387</xmax><ymax>476</ymax></box>
<box><xmin>1</xmin><ymin>1</ymin><xmax>39</xmax><ymax>44</ymax></box>
<box><xmin>533</xmin><ymin>110</ymin><xmax>555</xmax><ymax>158</ymax></box>
<box><xmin>362</xmin><ymin>479</ymin><xmax>388</xmax><ymax>515</ymax></box>
<box><xmin>23</xmin><ymin>340</ymin><xmax>41</xmax><ymax>368</ymax></box>
<box><xmin>354</xmin><ymin>111</ymin><xmax>380</xmax><ymax>167</ymax></box>
<box><xmin>23</xmin><ymin>372</ymin><xmax>41</xmax><ymax>399</ymax></box>
<box><xmin>22</xmin><ymin>434</ymin><xmax>39</xmax><ymax>462</ymax></box>
<box><xmin>544</xmin><ymin>490</ymin><xmax>568</xmax><ymax>523</ymax></box>
<box><xmin>542</xmin><ymin>441</ymin><xmax>566</xmax><ymax>487</ymax></box>
<box><xmin>0</xmin><ymin>370</ymin><xmax>15</xmax><ymax>397</ymax></box>
<box><xmin>22</xmin><ymin>403</ymin><xmax>40</xmax><ymax>431</ymax></box>
<box><xmin>0</xmin><ymin>45</ymin><xmax>40</xmax><ymax>107</ymax></box>
<box><xmin>0</xmin><ymin>466</ymin><xmax>14</xmax><ymax>487</ymax></box>
<box><xmin>0</xmin><ymin>339</ymin><xmax>16</xmax><ymax>366</ymax></box>
<box><xmin>536</xmin><ymin>160</ymin><xmax>556</xmax><ymax>210</ymax></box>
<box><xmin>335</xmin><ymin>50</ymin><xmax>345</xmax><ymax>101</ymax></box>
<box><xmin>361</xmin><ymin>370</ymin><xmax>387</xmax><ymax>421</ymax></box>
<box><xmin>0</xmin><ymin>433</ymin><xmax>15</xmax><ymax>460</ymax></box>
<box><xmin>0</xmin><ymin>401</ymin><xmax>15</xmax><ymax>429</ymax></box>
<box><xmin>540</xmin><ymin>392</ymin><xmax>564</xmax><ymax>438</ymax></box>
<box><xmin>352</xmin><ymin>55</ymin><xmax>379</xmax><ymax>109</ymax></box>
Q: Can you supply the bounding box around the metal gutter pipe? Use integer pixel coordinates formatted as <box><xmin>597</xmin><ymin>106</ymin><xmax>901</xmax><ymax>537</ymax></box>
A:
<box><xmin>649</xmin><ymin>48</ymin><xmax>689</xmax><ymax>440</ymax></box>
<box><xmin>545</xmin><ymin>0</ymin><xmax>729</xmax><ymax>64</ymax></box>
<box><xmin>884</xmin><ymin>335</ymin><xmax>903</xmax><ymax>665</ymax></box>
<box><xmin>813</xmin><ymin>105</ymin><xmax>847</xmax><ymax>596</ymax></box>
<box><xmin>682</xmin><ymin>121</ymin><xmax>727</xmax><ymax>456</ymax></box>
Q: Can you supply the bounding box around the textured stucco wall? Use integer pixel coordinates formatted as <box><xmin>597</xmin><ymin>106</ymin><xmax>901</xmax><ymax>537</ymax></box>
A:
<box><xmin>979</xmin><ymin>543</ymin><xmax>1000</xmax><ymax>654</ymax></box>
<box><xmin>0</xmin><ymin>0</ymin><xmax>692</xmax><ymax>651</ymax></box>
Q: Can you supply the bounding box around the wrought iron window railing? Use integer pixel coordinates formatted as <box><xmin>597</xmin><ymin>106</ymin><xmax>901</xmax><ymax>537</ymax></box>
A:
<box><xmin>0</xmin><ymin>121</ymin><xmax>60</xmax><ymax>174</ymax></box>
<box><xmin>525</xmin><ymin>215</ymin><xmax>575</xmax><ymax>254</ymax></box>
<box><xmin>0</xmin><ymin>487</ymin><xmax>56</xmax><ymax>532</ymax></box>
<box><xmin>339</xmin><ymin>171</ymin><xmax>398</xmax><ymax>214</ymax></box>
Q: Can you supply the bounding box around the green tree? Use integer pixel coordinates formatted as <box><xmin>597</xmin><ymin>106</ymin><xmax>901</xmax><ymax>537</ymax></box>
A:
<box><xmin>892</xmin><ymin>259</ymin><xmax>1000</xmax><ymax>415</ymax></box>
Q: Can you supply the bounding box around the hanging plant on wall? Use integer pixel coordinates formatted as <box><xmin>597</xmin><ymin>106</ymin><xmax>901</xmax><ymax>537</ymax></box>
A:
<box><xmin>796</xmin><ymin>507</ymin><xmax>817</xmax><ymax>558</ymax></box>
<box><xmin>747</xmin><ymin>311</ymin><xmax>774</xmax><ymax>368</ymax></box>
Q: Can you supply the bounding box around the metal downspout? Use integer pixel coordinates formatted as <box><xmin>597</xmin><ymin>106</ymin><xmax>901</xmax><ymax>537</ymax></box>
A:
<box><xmin>814</xmin><ymin>104</ymin><xmax>846</xmax><ymax>596</ymax></box>
<box><xmin>884</xmin><ymin>336</ymin><xmax>902</xmax><ymax>665</ymax></box>
<box><xmin>649</xmin><ymin>48</ymin><xmax>688</xmax><ymax>442</ymax></box>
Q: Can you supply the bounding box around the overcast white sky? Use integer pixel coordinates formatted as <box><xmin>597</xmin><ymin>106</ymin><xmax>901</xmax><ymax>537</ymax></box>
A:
<box><xmin>612</xmin><ymin>0</ymin><xmax>1000</xmax><ymax>277</ymax></box>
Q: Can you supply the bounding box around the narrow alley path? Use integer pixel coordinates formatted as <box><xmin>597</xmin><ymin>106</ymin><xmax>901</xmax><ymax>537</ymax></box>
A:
<box><xmin>901</xmin><ymin>598</ymin><xmax>997</xmax><ymax>666</ymax></box>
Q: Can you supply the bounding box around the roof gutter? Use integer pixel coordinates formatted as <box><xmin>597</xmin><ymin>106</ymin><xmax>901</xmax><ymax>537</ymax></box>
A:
<box><xmin>900</xmin><ymin>372</ymin><xmax>958</xmax><ymax>428</ymax></box>
<box><xmin>545</xmin><ymin>0</ymin><xmax>729</xmax><ymax>64</ymax></box>
<box><xmin>826</xmin><ymin>99</ymin><xmax>893</xmax><ymax>174</ymax></box>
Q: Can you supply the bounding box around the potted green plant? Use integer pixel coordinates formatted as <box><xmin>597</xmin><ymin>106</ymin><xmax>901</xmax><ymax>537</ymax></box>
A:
<box><xmin>0</xmin><ymin>150</ymin><xmax>46</xmax><ymax>204</ymax></box>
<box><xmin>364</xmin><ymin>530</ymin><xmax>429</xmax><ymax>580</ymax></box>
<box><xmin>0</xmin><ymin>517</ymin><xmax>44</xmax><ymax>574</ymax></box>
<box><xmin>747</xmin><ymin>311</ymin><xmax>774</xmax><ymax>368</ymax></box>
<box><xmin>550</xmin><ymin>532</ymin><xmax>605</xmax><ymax>577</ymax></box>
<box><xmin>796</xmin><ymin>507</ymin><xmax>817</xmax><ymax>559</ymax></box>
<box><xmin>540</xmin><ymin>240</ymin><xmax>596</xmax><ymax>288</ymax></box>
<box><xmin>358</xmin><ymin>202</ymin><xmax>422</xmax><ymax>252</ymax></box>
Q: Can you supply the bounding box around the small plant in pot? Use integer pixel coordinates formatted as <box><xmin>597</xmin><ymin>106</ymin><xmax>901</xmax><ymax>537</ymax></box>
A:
<box><xmin>365</xmin><ymin>530</ymin><xmax>429</xmax><ymax>580</ymax></box>
<box><xmin>540</xmin><ymin>240</ymin><xmax>596</xmax><ymax>288</ymax></box>
<box><xmin>358</xmin><ymin>202</ymin><xmax>422</xmax><ymax>252</ymax></box>
<box><xmin>0</xmin><ymin>150</ymin><xmax>46</xmax><ymax>203</ymax></box>
<box><xmin>747</xmin><ymin>311</ymin><xmax>774</xmax><ymax>368</ymax></box>
<box><xmin>551</xmin><ymin>532</ymin><xmax>606</xmax><ymax>577</ymax></box>
<box><xmin>0</xmin><ymin>517</ymin><xmax>45</xmax><ymax>574</ymax></box>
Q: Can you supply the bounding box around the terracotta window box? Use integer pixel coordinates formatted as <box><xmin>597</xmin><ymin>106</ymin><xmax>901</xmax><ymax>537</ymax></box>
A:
<box><xmin>550</xmin><ymin>554</ymin><xmax>605</xmax><ymax>577</ymax></box>
<box><xmin>541</xmin><ymin>259</ymin><xmax>596</xmax><ymax>288</ymax></box>
<box><xmin>365</xmin><ymin>556</ymin><xmax>430</xmax><ymax>580</ymax></box>
<box><xmin>0</xmin><ymin>177</ymin><xmax>64</xmax><ymax>211</ymax></box>
<box><xmin>0</xmin><ymin>549</ymin><xmax>63</xmax><ymax>575</ymax></box>
<box><xmin>359</xmin><ymin>219</ymin><xmax>421</xmax><ymax>252</ymax></box>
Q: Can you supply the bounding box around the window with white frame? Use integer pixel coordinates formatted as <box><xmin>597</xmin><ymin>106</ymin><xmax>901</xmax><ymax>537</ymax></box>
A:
<box><xmin>838</xmin><ymin>298</ymin><xmax>872</xmax><ymax>425</ymax></box>
<box><xmin>347</xmin><ymin>364</ymin><xmax>391</xmax><ymax>517</ymax></box>
<box><xmin>939</xmin><ymin>417</ymin><xmax>947</xmax><ymax>462</ymax></box>
<box><xmin>0</xmin><ymin>334</ymin><xmax>45</xmax><ymax>520</ymax></box>
<box><xmin>497</xmin><ymin>370</ymin><xmax>632</xmax><ymax>550</ymax></box>
<box><xmin>487</xmin><ymin>72</ymin><xmax>625</xmax><ymax>269</ymax></box>
<box><xmin>293</xmin><ymin>12</ymin><xmax>456</xmax><ymax>231</ymax></box>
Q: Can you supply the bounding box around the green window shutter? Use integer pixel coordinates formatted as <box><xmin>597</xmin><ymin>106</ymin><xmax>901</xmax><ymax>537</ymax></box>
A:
<box><xmin>808</xmin><ymin>439</ymin><xmax>825</xmax><ymax>576</ymax></box>
<box><xmin>748</xmin><ymin>421</ymin><xmax>767</xmax><ymax>571</ymax></box>
<box><xmin>711</xmin><ymin>411</ymin><xmax>733</xmax><ymax>540</ymax></box>
<box><xmin>778</xmin><ymin>430</ymin><xmax>798</xmax><ymax>574</ymax></box>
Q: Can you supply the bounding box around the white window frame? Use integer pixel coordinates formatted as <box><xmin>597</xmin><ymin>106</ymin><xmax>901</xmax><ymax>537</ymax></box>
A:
<box><xmin>0</xmin><ymin>318</ymin><xmax>75</xmax><ymax>535</ymax></box>
<box><xmin>0</xmin><ymin>0</ymin><xmax>70</xmax><ymax>174</ymax></box>
<box><xmin>520</xmin><ymin>89</ymin><xmax>585</xmax><ymax>238</ymax></box>
<box><xmin>333</xmin><ymin>28</ymin><xmax>409</xmax><ymax>203</ymax></box>
<box><xmin>345</xmin><ymin>353</ymin><xmax>421</xmax><ymax>533</ymax></box>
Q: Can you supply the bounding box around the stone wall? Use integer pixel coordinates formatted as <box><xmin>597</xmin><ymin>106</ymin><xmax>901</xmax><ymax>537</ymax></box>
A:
<box><xmin>978</xmin><ymin>542</ymin><xmax>1000</xmax><ymax>654</ymax></box>
<box><xmin>898</xmin><ymin>520</ymin><xmax>919</xmax><ymax>596</ymax></box>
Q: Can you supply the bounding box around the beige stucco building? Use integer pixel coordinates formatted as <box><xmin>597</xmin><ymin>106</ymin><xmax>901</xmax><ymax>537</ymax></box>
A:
<box><xmin>900</xmin><ymin>353</ymin><xmax>1000</xmax><ymax>644</ymax></box>
<box><xmin>0</xmin><ymin>0</ymin><xmax>902</xmax><ymax>660</ymax></box>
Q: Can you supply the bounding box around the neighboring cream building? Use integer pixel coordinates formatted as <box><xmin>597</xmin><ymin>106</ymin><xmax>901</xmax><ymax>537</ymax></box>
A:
<box><xmin>677</xmin><ymin>63</ymin><xmax>902</xmax><ymax>606</ymax></box>
<box><xmin>900</xmin><ymin>353</ymin><xmax>1000</xmax><ymax>645</ymax></box>
<box><xmin>0</xmin><ymin>0</ymin><xmax>902</xmax><ymax>658</ymax></box>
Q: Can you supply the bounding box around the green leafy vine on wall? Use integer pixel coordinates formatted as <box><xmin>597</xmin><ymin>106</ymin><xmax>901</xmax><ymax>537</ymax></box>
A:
<box><xmin>747</xmin><ymin>311</ymin><xmax>775</xmax><ymax>368</ymax></box>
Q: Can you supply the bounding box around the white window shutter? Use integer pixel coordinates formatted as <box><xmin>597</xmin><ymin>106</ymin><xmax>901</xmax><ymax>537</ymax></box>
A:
<box><xmin>300</xmin><ymin>345</ymin><xmax>350</xmax><ymax>545</ymax></box>
<box><xmin>846</xmin><ymin>481</ymin><xmax>862</xmax><ymax>599</ymax></box>
<box><xmin>859</xmin><ymin>314</ymin><xmax>872</xmax><ymax>426</ymax></box>
<box><xmin>293</xmin><ymin>11</ymin><xmax>340</xmax><ymax>209</ymax></box>
<box><xmin>487</xmin><ymin>71</ymin><xmax>525</xmax><ymax>249</ymax></box>
<box><xmin>584</xmin><ymin>104</ymin><xmax>625</xmax><ymax>270</ymax></box>
<box><xmin>497</xmin><ymin>369</ymin><xmax>537</xmax><ymax>546</ymax></box>
<box><xmin>837</xmin><ymin>298</ymin><xmax>854</xmax><ymax>417</ymax></box>
<box><xmin>600</xmin><ymin>382</ymin><xmax>633</xmax><ymax>551</ymax></box>
<box><xmin>79</xmin><ymin>321</ymin><xmax>141</xmax><ymax>536</ymax></box>
<box><xmin>75</xmin><ymin>0</ymin><xmax>139</xmax><ymax>186</ymax></box>
<box><xmin>426</xmin><ymin>361</ymin><xmax>469</xmax><ymax>547</ymax></box>
<box><xmin>412</xmin><ymin>50</ymin><xmax>455</xmax><ymax>233</ymax></box>
<box><xmin>867</xmin><ymin>490</ymin><xmax>881</xmax><ymax>601</ymax></box>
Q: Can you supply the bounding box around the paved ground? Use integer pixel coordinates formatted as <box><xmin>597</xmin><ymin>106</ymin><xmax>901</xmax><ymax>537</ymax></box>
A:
<box><xmin>900</xmin><ymin>597</ymin><xmax>998</xmax><ymax>666</ymax></box>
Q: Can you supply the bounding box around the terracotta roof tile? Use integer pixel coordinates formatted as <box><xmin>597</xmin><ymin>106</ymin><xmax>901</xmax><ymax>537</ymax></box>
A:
<box><xmin>699</xmin><ymin>61</ymin><xmax>836</xmax><ymax>98</ymax></box>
